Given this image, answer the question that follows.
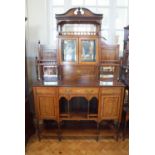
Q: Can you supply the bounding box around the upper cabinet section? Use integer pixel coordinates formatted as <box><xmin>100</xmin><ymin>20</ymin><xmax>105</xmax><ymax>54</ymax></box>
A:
<box><xmin>56</xmin><ymin>8</ymin><xmax>102</xmax><ymax>65</ymax></box>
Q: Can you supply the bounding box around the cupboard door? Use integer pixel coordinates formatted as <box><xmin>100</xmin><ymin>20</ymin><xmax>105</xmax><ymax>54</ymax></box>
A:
<box><xmin>100</xmin><ymin>95</ymin><xmax>121</xmax><ymax>119</ymax></box>
<box><xmin>37</xmin><ymin>95</ymin><xmax>57</xmax><ymax>119</ymax></box>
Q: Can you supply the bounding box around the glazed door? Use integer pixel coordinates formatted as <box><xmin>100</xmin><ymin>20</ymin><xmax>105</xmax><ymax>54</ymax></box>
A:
<box><xmin>37</xmin><ymin>95</ymin><xmax>57</xmax><ymax>119</ymax></box>
<box><xmin>79</xmin><ymin>38</ymin><xmax>99</xmax><ymax>64</ymax></box>
<box><xmin>59</xmin><ymin>38</ymin><xmax>78</xmax><ymax>64</ymax></box>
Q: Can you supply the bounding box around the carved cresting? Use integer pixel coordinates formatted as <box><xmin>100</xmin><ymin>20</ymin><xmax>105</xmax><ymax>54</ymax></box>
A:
<box><xmin>55</xmin><ymin>7</ymin><xmax>103</xmax><ymax>24</ymax></box>
<box><xmin>74</xmin><ymin>7</ymin><xmax>84</xmax><ymax>15</ymax></box>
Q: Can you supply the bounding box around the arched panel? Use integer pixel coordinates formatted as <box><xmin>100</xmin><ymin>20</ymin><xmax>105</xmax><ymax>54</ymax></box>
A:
<box><xmin>89</xmin><ymin>97</ymin><xmax>98</xmax><ymax>114</ymax></box>
<box><xmin>59</xmin><ymin>97</ymin><xmax>68</xmax><ymax>114</ymax></box>
<box><xmin>69</xmin><ymin>97</ymin><xmax>88</xmax><ymax>114</ymax></box>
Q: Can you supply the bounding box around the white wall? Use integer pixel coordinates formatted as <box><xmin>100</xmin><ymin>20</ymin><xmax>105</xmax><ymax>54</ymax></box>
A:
<box><xmin>26</xmin><ymin>0</ymin><xmax>48</xmax><ymax>90</ymax></box>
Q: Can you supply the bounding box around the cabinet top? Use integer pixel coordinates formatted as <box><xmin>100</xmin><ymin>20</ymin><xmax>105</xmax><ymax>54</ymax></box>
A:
<box><xmin>33</xmin><ymin>80</ymin><xmax>124</xmax><ymax>87</ymax></box>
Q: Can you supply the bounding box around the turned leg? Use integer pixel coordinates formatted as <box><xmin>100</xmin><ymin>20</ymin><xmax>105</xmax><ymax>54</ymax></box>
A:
<box><xmin>36</xmin><ymin>119</ymin><xmax>41</xmax><ymax>141</ymax></box>
<box><xmin>115</xmin><ymin>120</ymin><xmax>120</xmax><ymax>141</ymax></box>
<box><xmin>123</xmin><ymin>117</ymin><xmax>129</xmax><ymax>140</ymax></box>
<box><xmin>96</xmin><ymin>121</ymin><xmax>100</xmax><ymax>141</ymax></box>
<box><xmin>123</xmin><ymin>120</ymin><xmax>127</xmax><ymax>140</ymax></box>
<box><xmin>58</xmin><ymin>121</ymin><xmax>61</xmax><ymax>141</ymax></box>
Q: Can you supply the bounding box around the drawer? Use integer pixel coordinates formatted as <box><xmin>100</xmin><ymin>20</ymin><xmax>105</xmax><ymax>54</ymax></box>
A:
<box><xmin>59</xmin><ymin>87</ymin><xmax>99</xmax><ymax>94</ymax></box>
<box><xmin>71</xmin><ymin>88</ymin><xmax>99</xmax><ymax>94</ymax></box>
<box><xmin>100</xmin><ymin>87</ymin><xmax>122</xmax><ymax>94</ymax></box>
<box><xmin>59</xmin><ymin>87</ymin><xmax>71</xmax><ymax>94</ymax></box>
<box><xmin>35</xmin><ymin>87</ymin><xmax>58</xmax><ymax>95</ymax></box>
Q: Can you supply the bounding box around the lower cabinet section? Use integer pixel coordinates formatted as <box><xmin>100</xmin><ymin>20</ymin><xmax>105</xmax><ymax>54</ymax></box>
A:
<box><xmin>33</xmin><ymin>86</ymin><xmax>124</xmax><ymax>140</ymax></box>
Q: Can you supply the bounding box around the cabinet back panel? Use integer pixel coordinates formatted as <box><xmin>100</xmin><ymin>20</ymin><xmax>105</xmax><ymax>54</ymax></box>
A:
<box><xmin>60</xmin><ymin>65</ymin><xmax>98</xmax><ymax>82</ymax></box>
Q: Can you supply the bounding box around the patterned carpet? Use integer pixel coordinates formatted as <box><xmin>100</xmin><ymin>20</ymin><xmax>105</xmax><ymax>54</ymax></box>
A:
<box><xmin>26</xmin><ymin>135</ymin><xmax>129</xmax><ymax>155</ymax></box>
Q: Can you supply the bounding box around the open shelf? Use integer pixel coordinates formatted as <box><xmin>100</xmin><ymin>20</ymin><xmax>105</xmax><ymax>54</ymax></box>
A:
<box><xmin>59</xmin><ymin>96</ymin><xmax>98</xmax><ymax>121</ymax></box>
<box><xmin>38</xmin><ymin>120</ymin><xmax>58</xmax><ymax>139</ymax></box>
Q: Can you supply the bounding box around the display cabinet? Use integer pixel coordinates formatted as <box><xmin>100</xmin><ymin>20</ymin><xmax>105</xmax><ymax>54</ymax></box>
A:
<box><xmin>56</xmin><ymin>8</ymin><xmax>102</xmax><ymax>65</ymax></box>
<box><xmin>33</xmin><ymin>7</ymin><xmax>125</xmax><ymax>141</ymax></box>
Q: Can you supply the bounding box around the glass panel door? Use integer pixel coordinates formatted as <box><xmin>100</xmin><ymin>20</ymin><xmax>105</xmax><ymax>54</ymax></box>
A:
<box><xmin>79</xmin><ymin>38</ymin><xmax>98</xmax><ymax>64</ymax></box>
<box><xmin>60</xmin><ymin>39</ymin><xmax>78</xmax><ymax>64</ymax></box>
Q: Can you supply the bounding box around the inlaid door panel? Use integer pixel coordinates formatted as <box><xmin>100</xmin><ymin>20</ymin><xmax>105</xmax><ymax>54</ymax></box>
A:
<box><xmin>37</xmin><ymin>95</ymin><xmax>56</xmax><ymax>119</ymax></box>
<box><xmin>100</xmin><ymin>95</ymin><xmax>120</xmax><ymax>119</ymax></box>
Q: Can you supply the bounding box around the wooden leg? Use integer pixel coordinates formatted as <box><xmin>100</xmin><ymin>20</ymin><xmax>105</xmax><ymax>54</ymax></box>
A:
<box><xmin>115</xmin><ymin>121</ymin><xmax>120</xmax><ymax>141</ymax></box>
<box><xmin>36</xmin><ymin>119</ymin><xmax>41</xmax><ymax>141</ymax></box>
<box><xmin>96</xmin><ymin>121</ymin><xmax>100</xmax><ymax>141</ymax></box>
<box><xmin>58</xmin><ymin>121</ymin><xmax>61</xmax><ymax>141</ymax></box>
<box><xmin>123</xmin><ymin>110</ymin><xmax>129</xmax><ymax>140</ymax></box>
<box><xmin>123</xmin><ymin>120</ymin><xmax>127</xmax><ymax>140</ymax></box>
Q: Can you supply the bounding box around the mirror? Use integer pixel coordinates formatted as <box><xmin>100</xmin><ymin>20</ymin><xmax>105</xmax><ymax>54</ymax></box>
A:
<box><xmin>61</xmin><ymin>39</ymin><xmax>77</xmax><ymax>62</ymax></box>
<box><xmin>81</xmin><ymin>40</ymin><xmax>96</xmax><ymax>62</ymax></box>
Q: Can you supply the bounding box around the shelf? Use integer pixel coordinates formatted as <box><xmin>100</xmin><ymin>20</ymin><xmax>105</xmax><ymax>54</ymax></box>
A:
<box><xmin>36</xmin><ymin>62</ymin><xmax>57</xmax><ymax>66</ymax></box>
<box><xmin>38</xmin><ymin>121</ymin><xmax>58</xmax><ymax>138</ymax></box>
<box><xmin>60</xmin><ymin>114</ymin><xmax>69</xmax><ymax>118</ymax></box>
<box><xmin>60</xmin><ymin>113</ymin><xmax>98</xmax><ymax>120</ymax></box>
<box><xmin>60</xmin><ymin>129</ymin><xmax>97</xmax><ymax>138</ymax></box>
<box><xmin>40</xmin><ymin>129</ymin><xmax>58</xmax><ymax>138</ymax></box>
<box><xmin>88</xmin><ymin>114</ymin><xmax>98</xmax><ymax>118</ymax></box>
<box><xmin>64</xmin><ymin>113</ymin><xmax>88</xmax><ymax>120</ymax></box>
<box><xmin>100</xmin><ymin>60</ymin><xmax>120</xmax><ymax>65</ymax></box>
<box><xmin>100</xmin><ymin>71</ymin><xmax>114</xmax><ymax>74</ymax></box>
<box><xmin>122</xmin><ymin>65</ymin><xmax>129</xmax><ymax>69</ymax></box>
<box><xmin>60</xmin><ymin>31</ymin><xmax>97</xmax><ymax>36</ymax></box>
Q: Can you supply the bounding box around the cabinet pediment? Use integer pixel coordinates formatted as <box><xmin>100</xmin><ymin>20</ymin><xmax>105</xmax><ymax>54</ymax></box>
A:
<box><xmin>56</xmin><ymin>7</ymin><xmax>103</xmax><ymax>24</ymax></box>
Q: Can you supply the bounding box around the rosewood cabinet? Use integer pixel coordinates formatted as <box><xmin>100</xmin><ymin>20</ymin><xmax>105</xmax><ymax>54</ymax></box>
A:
<box><xmin>33</xmin><ymin>8</ymin><xmax>125</xmax><ymax>141</ymax></box>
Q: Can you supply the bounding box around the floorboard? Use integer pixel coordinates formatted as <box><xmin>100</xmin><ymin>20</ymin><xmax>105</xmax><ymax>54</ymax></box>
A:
<box><xmin>26</xmin><ymin>135</ymin><xmax>129</xmax><ymax>155</ymax></box>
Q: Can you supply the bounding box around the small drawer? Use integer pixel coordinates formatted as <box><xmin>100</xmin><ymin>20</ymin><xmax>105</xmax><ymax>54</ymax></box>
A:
<box><xmin>100</xmin><ymin>87</ymin><xmax>122</xmax><ymax>94</ymax></box>
<box><xmin>35</xmin><ymin>87</ymin><xmax>57</xmax><ymax>95</ymax></box>
<box><xmin>59</xmin><ymin>87</ymin><xmax>70</xmax><ymax>94</ymax></box>
<box><xmin>87</xmin><ymin>88</ymin><xmax>99</xmax><ymax>94</ymax></box>
<box><xmin>71</xmin><ymin>88</ymin><xmax>88</xmax><ymax>94</ymax></box>
<box><xmin>59</xmin><ymin>87</ymin><xmax>99</xmax><ymax>94</ymax></box>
